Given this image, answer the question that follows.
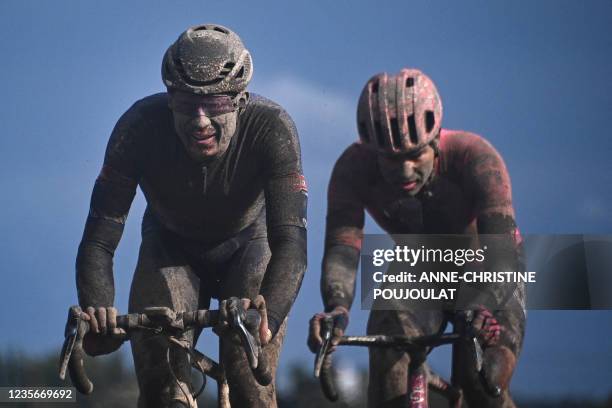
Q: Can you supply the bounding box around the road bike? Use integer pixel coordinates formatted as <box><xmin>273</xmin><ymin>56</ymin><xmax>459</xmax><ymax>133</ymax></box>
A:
<box><xmin>314</xmin><ymin>311</ymin><xmax>502</xmax><ymax>408</ymax></box>
<box><xmin>59</xmin><ymin>300</ymin><xmax>270</xmax><ymax>407</ymax></box>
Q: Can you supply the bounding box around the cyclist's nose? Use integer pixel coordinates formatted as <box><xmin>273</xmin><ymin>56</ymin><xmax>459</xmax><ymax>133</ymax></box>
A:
<box><xmin>401</xmin><ymin>160</ymin><xmax>416</xmax><ymax>177</ymax></box>
<box><xmin>193</xmin><ymin>112</ymin><xmax>212</xmax><ymax>128</ymax></box>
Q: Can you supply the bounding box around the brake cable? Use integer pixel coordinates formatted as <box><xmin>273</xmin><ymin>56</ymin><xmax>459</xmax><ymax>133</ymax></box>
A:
<box><xmin>166</xmin><ymin>336</ymin><xmax>206</xmax><ymax>401</ymax></box>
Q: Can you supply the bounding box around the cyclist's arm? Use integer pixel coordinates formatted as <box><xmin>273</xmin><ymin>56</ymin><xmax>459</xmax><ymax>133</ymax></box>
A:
<box><xmin>321</xmin><ymin>148</ymin><xmax>366</xmax><ymax>312</ymax></box>
<box><xmin>464</xmin><ymin>134</ymin><xmax>523</xmax><ymax>308</ymax></box>
<box><xmin>259</xmin><ymin>110</ymin><xmax>308</xmax><ymax>337</ymax></box>
<box><xmin>76</xmin><ymin>106</ymin><xmax>143</xmax><ymax>309</ymax></box>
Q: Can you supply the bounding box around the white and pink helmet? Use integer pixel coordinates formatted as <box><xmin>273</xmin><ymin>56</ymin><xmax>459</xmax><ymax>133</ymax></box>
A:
<box><xmin>357</xmin><ymin>68</ymin><xmax>443</xmax><ymax>154</ymax></box>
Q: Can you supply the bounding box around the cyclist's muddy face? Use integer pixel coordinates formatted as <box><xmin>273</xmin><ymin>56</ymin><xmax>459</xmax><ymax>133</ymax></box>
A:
<box><xmin>169</xmin><ymin>91</ymin><xmax>238</xmax><ymax>162</ymax></box>
<box><xmin>377</xmin><ymin>145</ymin><xmax>435</xmax><ymax>196</ymax></box>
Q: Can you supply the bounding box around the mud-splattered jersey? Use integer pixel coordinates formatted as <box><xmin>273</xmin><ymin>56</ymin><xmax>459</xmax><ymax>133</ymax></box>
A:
<box><xmin>325</xmin><ymin>129</ymin><xmax>517</xmax><ymax>250</ymax></box>
<box><xmin>93</xmin><ymin>92</ymin><xmax>306</xmax><ymax>242</ymax></box>
<box><xmin>322</xmin><ymin>129</ymin><xmax>522</xmax><ymax>311</ymax></box>
<box><xmin>77</xmin><ymin>93</ymin><xmax>307</xmax><ymax>334</ymax></box>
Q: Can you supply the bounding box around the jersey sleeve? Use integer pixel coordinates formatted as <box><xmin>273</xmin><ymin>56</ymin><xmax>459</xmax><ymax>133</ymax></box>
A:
<box><xmin>461</xmin><ymin>134</ymin><xmax>515</xmax><ymax>223</ymax></box>
<box><xmin>76</xmin><ymin>102</ymin><xmax>145</xmax><ymax>308</ymax></box>
<box><xmin>460</xmin><ymin>133</ymin><xmax>524</xmax><ymax>310</ymax></box>
<box><xmin>325</xmin><ymin>145</ymin><xmax>367</xmax><ymax>250</ymax></box>
<box><xmin>257</xmin><ymin>107</ymin><xmax>308</xmax><ymax>336</ymax></box>
<box><xmin>321</xmin><ymin>146</ymin><xmax>368</xmax><ymax>310</ymax></box>
<box><xmin>90</xmin><ymin>104</ymin><xmax>144</xmax><ymax>223</ymax></box>
<box><xmin>260</xmin><ymin>108</ymin><xmax>307</xmax><ymax>229</ymax></box>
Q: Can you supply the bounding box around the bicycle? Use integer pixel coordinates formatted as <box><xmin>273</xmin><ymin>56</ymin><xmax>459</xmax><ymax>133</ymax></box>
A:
<box><xmin>58</xmin><ymin>300</ymin><xmax>271</xmax><ymax>408</ymax></box>
<box><xmin>314</xmin><ymin>311</ymin><xmax>502</xmax><ymax>408</ymax></box>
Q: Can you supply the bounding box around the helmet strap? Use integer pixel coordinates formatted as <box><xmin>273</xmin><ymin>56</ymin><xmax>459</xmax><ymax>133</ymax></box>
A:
<box><xmin>232</xmin><ymin>92</ymin><xmax>249</xmax><ymax>112</ymax></box>
<box><xmin>429</xmin><ymin>133</ymin><xmax>441</xmax><ymax>158</ymax></box>
<box><xmin>420</xmin><ymin>136</ymin><xmax>441</xmax><ymax>198</ymax></box>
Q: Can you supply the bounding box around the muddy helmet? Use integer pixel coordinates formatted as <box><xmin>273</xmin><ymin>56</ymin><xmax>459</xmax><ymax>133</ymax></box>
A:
<box><xmin>357</xmin><ymin>68</ymin><xmax>442</xmax><ymax>154</ymax></box>
<box><xmin>162</xmin><ymin>24</ymin><xmax>253</xmax><ymax>95</ymax></box>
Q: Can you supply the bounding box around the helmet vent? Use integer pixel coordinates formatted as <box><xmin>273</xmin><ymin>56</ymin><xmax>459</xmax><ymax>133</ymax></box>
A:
<box><xmin>425</xmin><ymin>111</ymin><xmax>435</xmax><ymax>133</ymax></box>
<box><xmin>187</xmin><ymin>77</ymin><xmax>224</xmax><ymax>86</ymax></box>
<box><xmin>236</xmin><ymin>66</ymin><xmax>245</xmax><ymax>79</ymax></box>
<box><xmin>406</xmin><ymin>77</ymin><xmax>414</xmax><ymax>87</ymax></box>
<box><xmin>390</xmin><ymin>118</ymin><xmax>401</xmax><ymax>149</ymax></box>
<box><xmin>374</xmin><ymin>120</ymin><xmax>385</xmax><ymax>147</ymax></box>
<box><xmin>359</xmin><ymin>122</ymin><xmax>370</xmax><ymax>143</ymax></box>
<box><xmin>220</xmin><ymin>62</ymin><xmax>235</xmax><ymax>77</ymax></box>
<box><xmin>192</xmin><ymin>25</ymin><xmax>230</xmax><ymax>35</ymax></box>
<box><xmin>407</xmin><ymin>114</ymin><xmax>418</xmax><ymax>144</ymax></box>
<box><xmin>193</xmin><ymin>25</ymin><xmax>229</xmax><ymax>34</ymax></box>
<box><xmin>371</xmin><ymin>81</ymin><xmax>379</xmax><ymax>93</ymax></box>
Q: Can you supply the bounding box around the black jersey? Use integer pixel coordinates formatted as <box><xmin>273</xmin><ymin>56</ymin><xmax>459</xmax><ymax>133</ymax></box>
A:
<box><xmin>77</xmin><ymin>92</ymin><xmax>307</xmax><ymax>334</ymax></box>
<box><xmin>93</xmin><ymin>92</ymin><xmax>306</xmax><ymax>240</ymax></box>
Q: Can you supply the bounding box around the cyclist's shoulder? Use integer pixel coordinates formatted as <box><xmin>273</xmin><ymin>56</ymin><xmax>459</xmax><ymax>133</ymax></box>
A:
<box><xmin>116</xmin><ymin>93</ymin><xmax>172</xmax><ymax>129</ymax></box>
<box><xmin>336</xmin><ymin>142</ymin><xmax>376</xmax><ymax>167</ymax></box>
<box><xmin>128</xmin><ymin>92</ymin><xmax>171</xmax><ymax>118</ymax></box>
<box><xmin>245</xmin><ymin>92</ymin><xmax>282</xmax><ymax>112</ymax></box>
<box><xmin>329</xmin><ymin>143</ymin><xmax>376</xmax><ymax>190</ymax></box>
<box><xmin>440</xmin><ymin>129</ymin><xmax>503</xmax><ymax>156</ymax></box>
<box><xmin>439</xmin><ymin>129</ymin><xmax>513</xmax><ymax>206</ymax></box>
<box><xmin>107</xmin><ymin>93</ymin><xmax>173</xmax><ymax>155</ymax></box>
<box><xmin>242</xmin><ymin>93</ymin><xmax>297</xmax><ymax>137</ymax></box>
<box><xmin>439</xmin><ymin>129</ymin><xmax>506</xmax><ymax>172</ymax></box>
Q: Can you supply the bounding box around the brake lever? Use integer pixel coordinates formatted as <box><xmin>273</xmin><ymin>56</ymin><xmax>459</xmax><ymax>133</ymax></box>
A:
<box><xmin>463</xmin><ymin>312</ymin><xmax>502</xmax><ymax>398</ymax></box>
<box><xmin>59</xmin><ymin>306</ymin><xmax>81</xmax><ymax>380</ymax></box>
<box><xmin>228</xmin><ymin>302</ymin><xmax>261</xmax><ymax>370</ymax></box>
<box><xmin>472</xmin><ymin>336</ymin><xmax>483</xmax><ymax>372</ymax></box>
<box><xmin>58</xmin><ymin>305</ymin><xmax>94</xmax><ymax>394</ymax></box>
<box><xmin>314</xmin><ymin>315</ymin><xmax>334</xmax><ymax>378</ymax></box>
<box><xmin>460</xmin><ymin>311</ymin><xmax>484</xmax><ymax>374</ymax></box>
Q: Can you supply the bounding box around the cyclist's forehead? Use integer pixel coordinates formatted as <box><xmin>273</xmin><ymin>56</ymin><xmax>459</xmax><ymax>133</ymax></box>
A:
<box><xmin>381</xmin><ymin>146</ymin><xmax>427</xmax><ymax>162</ymax></box>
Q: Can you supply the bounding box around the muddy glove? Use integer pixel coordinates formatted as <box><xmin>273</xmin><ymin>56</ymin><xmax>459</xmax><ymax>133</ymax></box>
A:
<box><xmin>307</xmin><ymin>306</ymin><xmax>349</xmax><ymax>353</ymax></box>
<box><xmin>472</xmin><ymin>306</ymin><xmax>502</xmax><ymax>347</ymax></box>
<box><xmin>215</xmin><ymin>295</ymin><xmax>272</xmax><ymax>346</ymax></box>
<box><xmin>81</xmin><ymin>306</ymin><xmax>126</xmax><ymax>356</ymax></box>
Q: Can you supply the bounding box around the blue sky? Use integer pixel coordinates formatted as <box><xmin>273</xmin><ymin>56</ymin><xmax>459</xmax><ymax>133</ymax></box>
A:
<box><xmin>1</xmin><ymin>0</ymin><xmax>611</xmax><ymax>400</ymax></box>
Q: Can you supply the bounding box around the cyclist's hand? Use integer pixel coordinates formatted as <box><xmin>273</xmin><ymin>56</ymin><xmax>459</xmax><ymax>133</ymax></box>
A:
<box><xmin>249</xmin><ymin>295</ymin><xmax>272</xmax><ymax>346</ymax></box>
<box><xmin>472</xmin><ymin>306</ymin><xmax>502</xmax><ymax>347</ymax></box>
<box><xmin>215</xmin><ymin>296</ymin><xmax>272</xmax><ymax>346</ymax></box>
<box><xmin>307</xmin><ymin>306</ymin><xmax>349</xmax><ymax>353</ymax></box>
<box><xmin>81</xmin><ymin>306</ymin><xmax>125</xmax><ymax>356</ymax></box>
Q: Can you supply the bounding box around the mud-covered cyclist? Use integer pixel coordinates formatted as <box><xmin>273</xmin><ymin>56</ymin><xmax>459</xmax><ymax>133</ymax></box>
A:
<box><xmin>76</xmin><ymin>24</ymin><xmax>307</xmax><ymax>408</ymax></box>
<box><xmin>308</xmin><ymin>69</ymin><xmax>525</xmax><ymax>407</ymax></box>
